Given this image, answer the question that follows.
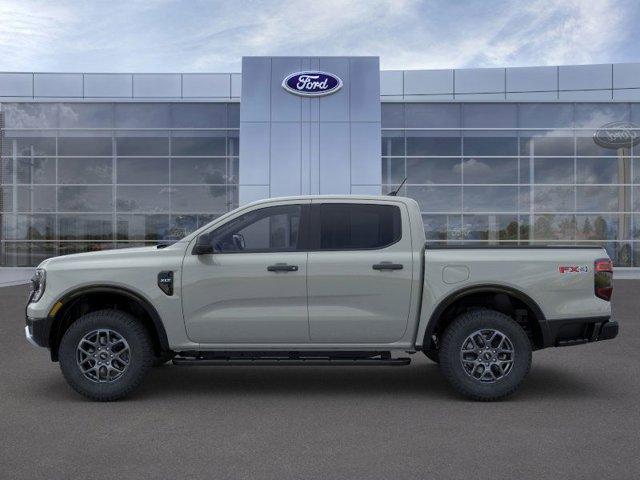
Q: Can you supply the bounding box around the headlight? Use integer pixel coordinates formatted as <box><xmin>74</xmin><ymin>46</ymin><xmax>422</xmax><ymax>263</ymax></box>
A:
<box><xmin>30</xmin><ymin>268</ymin><xmax>46</xmax><ymax>303</ymax></box>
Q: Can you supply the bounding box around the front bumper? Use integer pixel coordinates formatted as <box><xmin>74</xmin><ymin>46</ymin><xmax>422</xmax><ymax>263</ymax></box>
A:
<box><xmin>25</xmin><ymin>316</ymin><xmax>52</xmax><ymax>348</ymax></box>
<box><xmin>544</xmin><ymin>316</ymin><xmax>619</xmax><ymax>348</ymax></box>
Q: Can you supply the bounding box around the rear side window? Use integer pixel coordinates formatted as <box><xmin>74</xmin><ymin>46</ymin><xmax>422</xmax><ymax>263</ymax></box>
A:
<box><xmin>319</xmin><ymin>203</ymin><xmax>401</xmax><ymax>250</ymax></box>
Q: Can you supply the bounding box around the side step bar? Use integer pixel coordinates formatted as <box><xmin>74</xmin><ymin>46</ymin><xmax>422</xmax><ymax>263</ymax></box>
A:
<box><xmin>173</xmin><ymin>352</ymin><xmax>411</xmax><ymax>367</ymax></box>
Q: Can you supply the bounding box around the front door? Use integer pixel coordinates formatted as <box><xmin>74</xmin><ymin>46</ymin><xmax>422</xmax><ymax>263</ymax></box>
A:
<box><xmin>182</xmin><ymin>202</ymin><xmax>310</xmax><ymax>344</ymax></box>
<box><xmin>307</xmin><ymin>201</ymin><xmax>414</xmax><ymax>343</ymax></box>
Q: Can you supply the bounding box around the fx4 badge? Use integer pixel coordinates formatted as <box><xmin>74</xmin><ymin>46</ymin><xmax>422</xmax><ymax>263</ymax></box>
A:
<box><xmin>558</xmin><ymin>265</ymin><xmax>589</xmax><ymax>274</ymax></box>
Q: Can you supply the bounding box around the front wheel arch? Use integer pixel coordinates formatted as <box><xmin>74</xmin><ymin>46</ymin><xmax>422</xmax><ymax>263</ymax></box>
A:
<box><xmin>48</xmin><ymin>286</ymin><xmax>170</xmax><ymax>362</ymax></box>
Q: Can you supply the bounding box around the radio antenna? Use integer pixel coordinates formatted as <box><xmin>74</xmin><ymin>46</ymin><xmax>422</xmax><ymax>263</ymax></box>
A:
<box><xmin>387</xmin><ymin>177</ymin><xmax>407</xmax><ymax>196</ymax></box>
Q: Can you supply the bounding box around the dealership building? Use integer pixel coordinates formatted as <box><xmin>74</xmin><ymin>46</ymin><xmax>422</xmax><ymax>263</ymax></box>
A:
<box><xmin>1</xmin><ymin>57</ymin><xmax>640</xmax><ymax>269</ymax></box>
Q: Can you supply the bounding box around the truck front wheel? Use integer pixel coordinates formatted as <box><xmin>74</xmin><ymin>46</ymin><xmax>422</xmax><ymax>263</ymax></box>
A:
<box><xmin>439</xmin><ymin>309</ymin><xmax>532</xmax><ymax>401</ymax></box>
<box><xmin>58</xmin><ymin>309</ymin><xmax>154</xmax><ymax>401</ymax></box>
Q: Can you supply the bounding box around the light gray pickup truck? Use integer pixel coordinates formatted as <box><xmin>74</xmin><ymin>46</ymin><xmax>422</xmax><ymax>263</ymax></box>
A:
<box><xmin>25</xmin><ymin>195</ymin><xmax>618</xmax><ymax>401</ymax></box>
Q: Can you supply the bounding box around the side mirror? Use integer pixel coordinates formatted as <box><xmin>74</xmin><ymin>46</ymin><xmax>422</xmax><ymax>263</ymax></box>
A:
<box><xmin>192</xmin><ymin>236</ymin><xmax>214</xmax><ymax>255</ymax></box>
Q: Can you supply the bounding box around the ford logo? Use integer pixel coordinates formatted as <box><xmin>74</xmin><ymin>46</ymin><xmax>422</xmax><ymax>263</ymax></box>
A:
<box><xmin>282</xmin><ymin>71</ymin><xmax>343</xmax><ymax>97</ymax></box>
<box><xmin>593</xmin><ymin>121</ymin><xmax>640</xmax><ymax>149</ymax></box>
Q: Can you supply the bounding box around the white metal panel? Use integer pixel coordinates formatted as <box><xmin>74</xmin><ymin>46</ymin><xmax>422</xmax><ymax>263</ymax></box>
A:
<box><xmin>350</xmin><ymin>122</ymin><xmax>381</xmax><ymax>185</ymax></box>
<box><xmin>133</xmin><ymin>74</ymin><xmax>181</xmax><ymax>97</ymax></box>
<box><xmin>380</xmin><ymin>71</ymin><xmax>403</xmax><ymax>96</ymax></box>
<box><xmin>558</xmin><ymin>89</ymin><xmax>612</xmax><ymax>100</ymax></box>
<box><xmin>613</xmin><ymin>63</ymin><xmax>640</xmax><ymax>89</ymax></box>
<box><xmin>84</xmin><ymin>74</ymin><xmax>132</xmax><ymax>97</ymax></box>
<box><xmin>0</xmin><ymin>73</ymin><xmax>33</xmax><ymax>97</ymax></box>
<box><xmin>506</xmin><ymin>66</ymin><xmax>557</xmax><ymax>92</ymax></box>
<box><xmin>34</xmin><ymin>73</ymin><xmax>83</xmax><ymax>97</ymax></box>
<box><xmin>559</xmin><ymin>64</ymin><xmax>611</xmax><ymax>91</ymax></box>
<box><xmin>404</xmin><ymin>69</ymin><xmax>453</xmax><ymax>95</ymax></box>
<box><xmin>182</xmin><ymin>74</ymin><xmax>230</xmax><ymax>97</ymax></box>
<box><xmin>455</xmin><ymin>68</ymin><xmax>504</xmax><ymax>94</ymax></box>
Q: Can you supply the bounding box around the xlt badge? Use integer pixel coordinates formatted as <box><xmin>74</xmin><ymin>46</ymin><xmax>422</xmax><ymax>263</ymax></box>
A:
<box><xmin>157</xmin><ymin>271</ymin><xmax>174</xmax><ymax>296</ymax></box>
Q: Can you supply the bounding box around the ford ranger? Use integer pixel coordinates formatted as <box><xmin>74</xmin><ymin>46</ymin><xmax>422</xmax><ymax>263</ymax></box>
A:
<box><xmin>25</xmin><ymin>195</ymin><xmax>619</xmax><ymax>401</ymax></box>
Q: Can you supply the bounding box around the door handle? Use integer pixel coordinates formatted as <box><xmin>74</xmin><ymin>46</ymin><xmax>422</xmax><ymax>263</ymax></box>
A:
<box><xmin>372</xmin><ymin>262</ymin><xmax>403</xmax><ymax>271</ymax></box>
<box><xmin>267</xmin><ymin>263</ymin><xmax>299</xmax><ymax>272</ymax></box>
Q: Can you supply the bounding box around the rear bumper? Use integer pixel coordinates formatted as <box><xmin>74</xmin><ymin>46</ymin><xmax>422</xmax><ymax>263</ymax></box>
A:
<box><xmin>543</xmin><ymin>316</ymin><xmax>618</xmax><ymax>348</ymax></box>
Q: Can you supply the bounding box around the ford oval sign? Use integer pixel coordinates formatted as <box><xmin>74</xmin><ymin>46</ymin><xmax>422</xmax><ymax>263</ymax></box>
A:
<box><xmin>282</xmin><ymin>71</ymin><xmax>343</xmax><ymax>97</ymax></box>
<box><xmin>593</xmin><ymin>121</ymin><xmax>640</xmax><ymax>149</ymax></box>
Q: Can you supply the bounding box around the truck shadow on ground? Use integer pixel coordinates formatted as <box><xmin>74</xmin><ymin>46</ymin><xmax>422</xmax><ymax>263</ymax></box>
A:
<box><xmin>34</xmin><ymin>362</ymin><xmax>606</xmax><ymax>403</ymax></box>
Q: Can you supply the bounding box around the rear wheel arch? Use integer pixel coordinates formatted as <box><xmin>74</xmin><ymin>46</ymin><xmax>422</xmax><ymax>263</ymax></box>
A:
<box><xmin>422</xmin><ymin>284</ymin><xmax>547</xmax><ymax>353</ymax></box>
<box><xmin>48</xmin><ymin>286</ymin><xmax>170</xmax><ymax>362</ymax></box>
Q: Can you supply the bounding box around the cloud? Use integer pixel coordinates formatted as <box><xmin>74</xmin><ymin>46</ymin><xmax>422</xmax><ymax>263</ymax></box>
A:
<box><xmin>0</xmin><ymin>0</ymin><xmax>636</xmax><ymax>72</ymax></box>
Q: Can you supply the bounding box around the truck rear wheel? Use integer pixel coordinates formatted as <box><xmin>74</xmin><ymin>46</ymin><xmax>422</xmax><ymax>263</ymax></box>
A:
<box><xmin>58</xmin><ymin>309</ymin><xmax>154</xmax><ymax>401</ymax></box>
<box><xmin>439</xmin><ymin>309</ymin><xmax>531</xmax><ymax>401</ymax></box>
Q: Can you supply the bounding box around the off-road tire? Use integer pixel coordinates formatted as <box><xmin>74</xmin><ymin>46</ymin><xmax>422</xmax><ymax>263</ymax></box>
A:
<box><xmin>58</xmin><ymin>309</ymin><xmax>154</xmax><ymax>401</ymax></box>
<box><xmin>439</xmin><ymin>309</ymin><xmax>532</xmax><ymax>401</ymax></box>
<box><xmin>153</xmin><ymin>351</ymin><xmax>175</xmax><ymax>367</ymax></box>
<box><xmin>423</xmin><ymin>349</ymin><xmax>439</xmax><ymax>364</ymax></box>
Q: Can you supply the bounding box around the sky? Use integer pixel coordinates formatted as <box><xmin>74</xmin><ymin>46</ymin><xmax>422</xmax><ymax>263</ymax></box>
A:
<box><xmin>0</xmin><ymin>0</ymin><xmax>638</xmax><ymax>73</ymax></box>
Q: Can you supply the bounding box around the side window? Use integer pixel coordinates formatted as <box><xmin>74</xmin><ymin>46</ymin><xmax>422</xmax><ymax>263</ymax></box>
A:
<box><xmin>319</xmin><ymin>204</ymin><xmax>401</xmax><ymax>250</ymax></box>
<box><xmin>208</xmin><ymin>205</ymin><xmax>301</xmax><ymax>253</ymax></box>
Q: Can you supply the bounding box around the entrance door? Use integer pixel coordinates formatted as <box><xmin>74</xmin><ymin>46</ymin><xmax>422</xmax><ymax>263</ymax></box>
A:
<box><xmin>307</xmin><ymin>201</ymin><xmax>414</xmax><ymax>343</ymax></box>
<box><xmin>182</xmin><ymin>202</ymin><xmax>310</xmax><ymax>344</ymax></box>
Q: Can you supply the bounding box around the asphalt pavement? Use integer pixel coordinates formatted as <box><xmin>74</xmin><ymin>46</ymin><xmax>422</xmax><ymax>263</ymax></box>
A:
<box><xmin>1</xmin><ymin>281</ymin><xmax>639</xmax><ymax>480</ymax></box>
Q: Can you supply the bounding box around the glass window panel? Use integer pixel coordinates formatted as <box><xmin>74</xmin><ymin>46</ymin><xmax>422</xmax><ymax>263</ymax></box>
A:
<box><xmin>58</xmin><ymin>214</ymin><xmax>113</xmax><ymax>240</ymax></box>
<box><xmin>381</xmin><ymin>130</ymin><xmax>404</xmax><ymax>156</ymax></box>
<box><xmin>463</xmin><ymin>186</ymin><xmax>518</xmax><ymax>212</ymax></box>
<box><xmin>228</xmin><ymin>157</ymin><xmax>239</xmax><ymax>184</ymax></box>
<box><xmin>16</xmin><ymin>157</ymin><xmax>55</xmax><ymax>184</ymax></box>
<box><xmin>533</xmin><ymin>158</ymin><xmax>574</xmax><ymax>184</ymax></box>
<box><xmin>519</xmin><ymin>186</ymin><xmax>531</xmax><ymax>212</ymax></box>
<box><xmin>10</xmin><ymin>214</ymin><xmax>55</xmax><ymax>240</ymax></box>
<box><xmin>634</xmin><ymin>158</ymin><xmax>640</xmax><ymax>183</ymax></box>
<box><xmin>518</xmin><ymin>215</ymin><xmax>531</xmax><ymax>241</ymax></box>
<box><xmin>2</xmin><ymin>103</ymin><xmax>58</xmax><ymax>128</ymax></box>
<box><xmin>171</xmin><ymin>103</ymin><xmax>227</xmax><ymax>128</ymax></box>
<box><xmin>382</xmin><ymin>158</ymin><xmax>405</xmax><ymax>184</ymax></box>
<box><xmin>381</xmin><ymin>103</ymin><xmax>404</xmax><ymax>128</ymax></box>
<box><xmin>463</xmin><ymin>104</ymin><xmax>517</xmax><ymax>128</ymax></box>
<box><xmin>576</xmin><ymin>157</ymin><xmax>623</xmax><ymax>184</ymax></box>
<box><xmin>406</xmin><ymin>185</ymin><xmax>462</xmax><ymax>213</ymax></box>
<box><xmin>422</xmin><ymin>214</ymin><xmax>463</xmax><ymax>242</ymax></box>
<box><xmin>0</xmin><ymin>158</ymin><xmax>12</xmax><ymax>184</ymax></box>
<box><xmin>406</xmin><ymin>104</ymin><xmax>460</xmax><ymax>128</ymax></box>
<box><xmin>116</xmin><ymin>214</ymin><xmax>170</xmax><ymax>241</ymax></box>
<box><xmin>16</xmin><ymin>185</ymin><xmax>56</xmax><ymax>212</ymax></box>
<box><xmin>58</xmin><ymin>186</ymin><xmax>113</xmax><ymax>212</ymax></box>
<box><xmin>577</xmin><ymin>185</ymin><xmax>628</xmax><ymax>212</ymax></box>
<box><xmin>171</xmin><ymin>158</ymin><xmax>227</xmax><ymax>184</ymax></box>
<box><xmin>116</xmin><ymin>186</ymin><xmax>170</xmax><ymax>212</ymax></box>
<box><xmin>519</xmin><ymin>134</ymin><xmax>574</xmax><ymax>156</ymax></box>
<box><xmin>533</xmin><ymin>214</ymin><xmax>576</xmax><ymax>240</ymax></box>
<box><xmin>114</xmin><ymin>104</ymin><xmax>170</xmax><ymax>128</ymax></box>
<box><xmin>171</xmin><ymin>186</ymin><xmax>235</xmax><ymax>213</ymax></box>
<box><xmin>58</xmin><ymin>103</ymin><xmax>113</xmax><ymax>128</ymax></box>
<box><xmin>1</xmin><ymin>186</ymin><xmax>12</xmax><ymax>211</ymax></box>
<box><xmin>462</xmin><ymin>214</ymin><xmax>519</xmax><ymax>241</ymax></box>
<box><xmin>116</xmin><ymin>158</ymin><xmax>169</xmax><ymax>184</ymax></box>
<box><xmin>169</xmin><ymin>214</ymin><xmax>198</xmax><ymax>239</ymax></box>
<box><xmin>2</xmin><ymin>136</ymin><xmax>56</xmax><ymax>156</ymax></box>
<box><xmin>606</xmin><ymin>242</ymin><xmax>632</xmax><ymax>267</ymax></box>
<box><xmin>518</xmin><ymin>104</ymin><xmax>574</xmax><ymax>129</ymax></box>
<box><xmin>462</xmin><ymin>157</ymin><xmax>517</xmax><ymax>184</ymax></box>
<box><xmin>407</xmin><ymin>132</ymin><xmax>461</xmax><ymax>156</ymax></box>
<box><xmin>576</xmin><ymin>214</ymin><xmax>627</xmax><ymax>241</ymax></box>
<box><xmin>574</xmin><ymin>103</ymin><xmax>630</xmax><ymax>128</ymax></box>
<box><xmin>406</xmin><ymin>158</ymin><xmax>461</xmax><ymax>184</ymax></box>
<box><xmin>519</xmin><ymin>158</ymin><xmax>530</xmax><ymax>184</ymax></box>
<box><xmin>463</xmin><ymin>135</ymin><xmax>518</xmax><ymax>156</ymax></box>
<box><xmin>534</xmin><ymin>186</ymin><xmax>575</xmax><ymax>212</ymax></box>
<box><xmin>228</xmin><ymin>103</ymin><xmax>240</xmax><ymax>127</ymax></box>
<box><xmin>116</xmin><ymin>136</ymin><xmax>168</xmax><ymax>156</ymax></box>
<box><xmin>227</xmin><ymin>130</ymin><xmax>239</xmax><ymax>157</ymax></box>
<box><xmin>0</xmin><ymin>242</ymin><xmax>56</xmax><ymax>267</ymax></box>
<box><xmin>171</xmin><ymin>134</ymin><xmax>226</xmax><ymax>156</ymax></box>
<box><xmin>576</xmin><ymin>135</ymin><xmax>628</xmax><ymax>156</ymax></box>
<box><xmin>533</xmin><ymin>186</ymin><xmax>574</xmax><ymax>213</ymax></box>
<box><xmin>58</xmin><ymin>158</ymin><xmax>112</xmax><ymax>184</ymax></box>
<box><xmin>58</xmin><ymin>137</ymin><xmax>113</xmax><ymax>156</ymax></box>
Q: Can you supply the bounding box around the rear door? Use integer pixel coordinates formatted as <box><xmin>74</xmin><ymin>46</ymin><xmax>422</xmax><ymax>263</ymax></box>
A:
<box><xmin>306</xmin><ymin>200</ymin><xmax>414</xmax><ymax>343</ymax></box>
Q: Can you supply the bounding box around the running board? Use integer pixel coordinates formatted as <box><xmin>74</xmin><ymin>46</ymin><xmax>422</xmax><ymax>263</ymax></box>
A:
<box><xmin>173</xmin><ymin>354</ymin><xmax>411</xmax><ymax>367</ymax></box>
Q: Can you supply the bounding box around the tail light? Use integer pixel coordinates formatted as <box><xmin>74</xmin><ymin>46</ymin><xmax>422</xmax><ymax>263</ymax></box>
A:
<box><xmin>594</xmin><ymin>258</ymin><xmax>613</xmax><ymax>301</ymax></box>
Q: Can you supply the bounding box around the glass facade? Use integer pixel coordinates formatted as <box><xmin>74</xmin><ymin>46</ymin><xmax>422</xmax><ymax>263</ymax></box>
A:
<box><xmin>1</xmin><ymin>100</ymin><xmax>639</xmax><ymax>267</ymax></box>
<box><xmin>382</xmin><ymin>103</ymin><xmax>640</xmax><ymax>267</ymax></box>
<box><xmin>0</xmin><ymin>102</ymin><xmax>239</xmax><ymax>266</ymax></box>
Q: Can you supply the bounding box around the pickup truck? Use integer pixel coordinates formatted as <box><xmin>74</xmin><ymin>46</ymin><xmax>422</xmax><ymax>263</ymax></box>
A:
<box><xmin>25</xmin><ymin>195</ymin><xmax>618</xmax><ymax>402</ymax></box>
